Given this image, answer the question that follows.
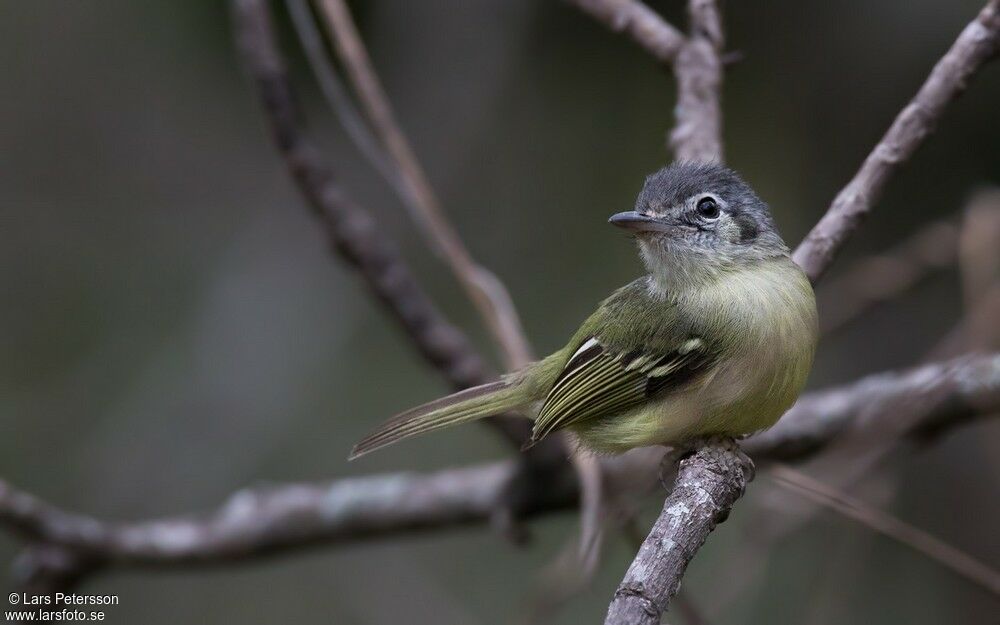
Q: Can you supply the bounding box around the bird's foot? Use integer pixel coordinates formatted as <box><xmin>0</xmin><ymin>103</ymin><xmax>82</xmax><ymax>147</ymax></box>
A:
<box><xmin>679</xmin><ymin>436</ymin><xmax>756</xmax><ymax>486</ymax></box>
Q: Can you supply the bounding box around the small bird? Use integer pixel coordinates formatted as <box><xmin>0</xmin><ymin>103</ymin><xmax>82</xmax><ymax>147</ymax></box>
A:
<box><xmin>350</xmin><ymin>163</ymin><xmax>818</xmax><ymax>459</ymax></box>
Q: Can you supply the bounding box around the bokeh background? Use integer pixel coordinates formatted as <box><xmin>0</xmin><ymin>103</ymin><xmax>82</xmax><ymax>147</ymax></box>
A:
<box><xmin>2</xmin><ymin>1</ymin><xmax>998</xmax><ymax>623</ymax></box>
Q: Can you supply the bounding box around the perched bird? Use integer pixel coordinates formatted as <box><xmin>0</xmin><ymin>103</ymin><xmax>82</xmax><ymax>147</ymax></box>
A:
<box><xmin>350</xmin><ymin>163</ymin><xmax>818</xmax><ymax>459</ymax></box>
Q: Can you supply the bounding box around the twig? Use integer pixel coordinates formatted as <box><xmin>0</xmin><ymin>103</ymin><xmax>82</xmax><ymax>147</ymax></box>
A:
<box><xmin>769</xmin><ymin>465</ymin><xmax>1000</xmax><ymax>597</ymax></box>
<box><xmin>792</xmin><ymin>0</ymin><xmax>1000</xmax><ymax>283</ymax></box>
<box><xmin>561</xmin><ymin>0</ymin><xmax>686</xmax><ymax>63</ymax></box>
<box><xmin>284</xmin><ymin>0</ymin><xmax>399</xmax><ymax>190</ymax></box>
<box><xmin>566</xmin><ymin>0</ymin><xmax>722</xmax><ymax>161</ymax></box>
<box><xmin>817</xmin><ymin>219</ymin><xmax>959</xmax><ymax>334</ymax></box>
<box><xmin>1</xmin><ymin>354</ymin><xmax>998</xmax><ymax>582</ymax></box>
<box><xmin>604</xmin><ymin>441</ymin><xmax>754</xmax><ymax>625</ymax></box>
<box><xmin>314</xmin><ymin>0</ymin><xmax>533</xmax><ymax>370</ymax></box>
<box><xmin>230</xmin><ymin>0</ymin><xmax>533</xmax><ymax>448</ymax></box>
<box><xmin>743</xmin><ymin>353</ymin><xmax>1000</xmax><ymax>461</ymax></box>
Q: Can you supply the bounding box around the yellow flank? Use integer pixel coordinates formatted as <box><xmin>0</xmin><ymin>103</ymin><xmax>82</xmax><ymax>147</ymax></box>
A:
<box><xmin>572</xmin><ymin>257</ymin><xmax>817</xmax><ymax>453</ymax></box>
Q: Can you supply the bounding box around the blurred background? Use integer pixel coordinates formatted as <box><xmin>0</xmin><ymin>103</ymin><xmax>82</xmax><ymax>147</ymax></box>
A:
<box><xmin>2</xmin><ymin>0</ymin><xmax>998</xmax><ymax>623</ymax></box>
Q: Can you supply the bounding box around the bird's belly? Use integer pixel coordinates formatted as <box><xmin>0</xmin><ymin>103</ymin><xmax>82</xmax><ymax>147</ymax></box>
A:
<box><xmin>573</xmin><ymin>304</ymin><xmax>815</xmax><ymax>453</ymax></box>
<box><xmin>572</xmin><ymin>354</ymin><xmax>805</xmax><ymax>453</ymax></box>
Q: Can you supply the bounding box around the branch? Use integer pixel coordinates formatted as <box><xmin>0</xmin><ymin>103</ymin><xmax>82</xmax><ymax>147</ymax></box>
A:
<box><xmin>565</xmin><ymin>0</ymin><xmax>722</xmax><ymax>161</ymax></box>
<box><xmin>743</xmin><ymin>353</ymin><xmax>1000</xmax><ymax>461</ymax></box>
<box><xmin>792</xmin><ymin>0</ymin><xmax>1000</xmax><ymax>283</ymax></box>
<box><xmin>769</xmin><ymin>465</ymin><xmax>1000</xmax><ymax>597</ymax></box>
<box><xmin>561</xmin><ymin>0</ymin><xmax>686</xmax><ymax>63</ymax></box>
<box><xmin>669</xmin><ymin>0</ymin><xmax>724</xmax><ymax>162</ymax></box>
<box><xmin>284</xmin><ymin>0</ymin><xmax>398</xmax><ymax>189</ymax></box>
<box><xmin>314</xmin><ymin>0</ymin><xmax>533</xmax><ymax>369</ymax></box>
<box><xmin>604</xmin><ymin>441</ymin><xmax>753</xmax><ymax>625</ymax></box>
<box><xmin>230</xmin><ymin>0</ymin><xmax>535</xmax><ymax>447</ymax></box>
<box><xmin>3</xmin><ymin>354</ymin><xmax>996</xmax><ymax>577</ymax></box>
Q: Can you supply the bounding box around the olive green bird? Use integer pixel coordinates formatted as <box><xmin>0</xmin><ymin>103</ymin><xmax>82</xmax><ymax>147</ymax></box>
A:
<box><xmin>350</xmin><ymin>163</ymin><xmax>818</xmax><ymax>459</ymax></box>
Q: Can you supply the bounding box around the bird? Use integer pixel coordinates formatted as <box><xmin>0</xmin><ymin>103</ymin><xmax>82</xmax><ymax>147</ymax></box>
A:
<box><xmin>349</xmin><ymin>162</ymin><xmax>818</xmax><ymax>460</ymax></box>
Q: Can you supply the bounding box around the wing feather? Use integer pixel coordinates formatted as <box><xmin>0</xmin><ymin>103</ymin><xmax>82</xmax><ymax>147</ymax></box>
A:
<box><xmin>530</xmin><ymin>336</ymin><xmax>714</xmax><ymax>443</ymax></box>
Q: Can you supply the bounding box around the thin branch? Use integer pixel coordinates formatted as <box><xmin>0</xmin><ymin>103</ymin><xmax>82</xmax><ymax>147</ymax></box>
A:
<box><xmin>284</xmin><ymin>0</ymin><xmax>400</xmax><ymax>189</ymax></box>
<box><xmin>565</xmin><ymin>0</ymin><xmax>721</xmax><ymax>160</ymax></box>
<box><xmin>743</xmin><ymin>353</ymin><xmax>1000</xmax><ymax>461</ymax></box>
<box><xmin>792</xmin><ymin>0</ymin><xmax>1000</xmax><ymax>283</ymax></box>
<box><xmin>561</xmin><ymin>0</ymin><xmax>686</xmax><ymax>63</ymax></box>
<box><xmin>231</xmin><ymin>0</ymin><xmax>534</xmax><ymax>447</ymax></box>
<box><xmin>769</xmin><ymin>465</ymin><xmax>1000</xmax><ymax>597</ymax></box>
<box><xmin>604</xmin><ymin>441</ymin><xmax>754</xmax><ymax>625</ymax></box>
<box><xmin>3</xmin><ymin>354</ymin><xmax>996</xmax><ymax>582</ymax></box>
<box><xmin>314</xmin><ymin>0</ymin><xmax>533</xmax><ymax>370</ymax></box>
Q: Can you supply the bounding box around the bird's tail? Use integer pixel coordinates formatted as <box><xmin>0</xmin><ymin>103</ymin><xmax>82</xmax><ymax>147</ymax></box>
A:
<box><xmin>349</xmin><ymin>379</ymin><xmax>529</xmax><ymax>460</ymax></box>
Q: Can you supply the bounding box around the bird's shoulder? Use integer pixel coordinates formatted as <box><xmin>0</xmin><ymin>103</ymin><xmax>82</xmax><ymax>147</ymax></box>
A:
<box><xmin>525</xmin><ymin>277</ymin><xmax>718</xmax><ymax>443</ymax></box>
<box><xmin>575</xmin><ymin>276</ymin><xmax>705</xmax><ymax>354</ymax></box>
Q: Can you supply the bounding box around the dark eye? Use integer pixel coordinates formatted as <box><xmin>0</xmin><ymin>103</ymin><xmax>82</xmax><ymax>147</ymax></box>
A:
<box><xmin>696</xmin><ymin>196</ymin><xmax>720</xmax><ymax>219</ymax></box>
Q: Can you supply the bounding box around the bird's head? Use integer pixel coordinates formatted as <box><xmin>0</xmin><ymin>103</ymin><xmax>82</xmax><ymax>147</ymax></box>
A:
<box><xmin>610</xmin><ymin>163</ymin><xmax>789</xmax><ymax>289</ymax></box>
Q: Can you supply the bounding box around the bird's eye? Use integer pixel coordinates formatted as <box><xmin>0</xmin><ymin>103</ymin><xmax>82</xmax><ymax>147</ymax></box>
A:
<box><xmin>696</xmin><ymin>196</ymin><xmax>720</xmax><ymax>219</ymax></box>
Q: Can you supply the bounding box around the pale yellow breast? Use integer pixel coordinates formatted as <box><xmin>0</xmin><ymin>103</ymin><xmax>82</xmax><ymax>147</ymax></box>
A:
<box><xmin>692</xmin><ymin>258</ymin><xmax>818</xmax><ymax>434</ymax></box>
<box><xmin>573</xmin><ymin>259</ymin><xmax>818</xmax><ymax>453</ymax></box>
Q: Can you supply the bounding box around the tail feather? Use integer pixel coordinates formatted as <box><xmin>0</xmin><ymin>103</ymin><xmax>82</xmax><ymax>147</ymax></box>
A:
<box><xmin>349</xmin><ymin>380</ymin><xmax>527</xmax><ymax>460</ymax></box>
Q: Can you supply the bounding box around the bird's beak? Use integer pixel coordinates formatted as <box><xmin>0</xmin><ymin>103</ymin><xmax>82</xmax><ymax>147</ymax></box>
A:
<box><xmin>608</xmin><ymin>211</ymin><xmax>671</xmax><ymax>233</ymax></box>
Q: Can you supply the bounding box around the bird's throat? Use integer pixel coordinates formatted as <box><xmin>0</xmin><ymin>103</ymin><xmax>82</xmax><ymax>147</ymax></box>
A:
<box><xmin>640</xmin><ymin>240</ymin><xmax>728</xmax><ymax>298</ymax></box>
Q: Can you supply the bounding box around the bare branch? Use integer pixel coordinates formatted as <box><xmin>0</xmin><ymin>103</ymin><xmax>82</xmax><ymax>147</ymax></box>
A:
<box><xmin>604</xmin><ymin>441</ymin><xmax>754</xmax><ymax>625</ymax></box>
<box><xmin>769</xmin><ymin>465</ymin><xmax>1000</xmax><ymax>597</ymax></box>
<box><xmin>562</xmin><ymin>0</ymin><xmax>686</xmax><ymax>63</ymax></box>
<box><xmin>3</xmin><ymin>354</ymin><xmax>996</xmax><ymax>582</ymax></box>
<box><xmin>793</xmin><ymin>0</ymin><xmax>1000</xmax><ymax>283</ymax></box>
<box><xmin>314</xmin><ymin>0</ymin><xmax>533</xmax><ymax>369</ymax></box>
<box><xmin>670</xmin><ymin>0</ymin><xmax>724</xmax><ymax>161</ymax></box>
<box><xmin>230</xmin><ymin>0</ymin><xmax>535</xmax><ymax>447</ymax></box>
<box><xmin>0</xmin><ymin>453</ymin><xmax>651</xmax><ymax>569</ymax></box>
<box><xmin>744</xmin><ymin>353</ymin><xmax>1000</xmax><ymax>461</ymax></box>
<box><xmin>284</xmin><ymin>0</ymin><xmax>399</xmax><ymax>189</ymax></box>
<box><xmin>564</xmin><ymin>0</ymin><xmax>721</xmax><ymax>160</ymax></box>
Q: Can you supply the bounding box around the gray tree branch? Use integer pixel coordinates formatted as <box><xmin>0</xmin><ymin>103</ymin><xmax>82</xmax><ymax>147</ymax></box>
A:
<box><xmin>561</xmin><ymin>0</ymin><xmax>686</xmax><ymax>63</ymax></box>
<box><xmin>604</xmin><ymin>442</ymin><xmax>754</xmax><ymax>625</ymax></box>
<box><xmin>793</xmin><ymin>0</ymin><xmax>1000</xmax><ymax>283</ymax></box>
<box><xmin>3</xmin><ymin>354</ymin><xmax>997</xmax><ymax>581</ymax></box>
<box><xmin>314</xmin><ymin>0</ymin><xmax>534</xmax><ymax>370</ymax></box>
<box><xmin>231</xmin><ymin>0</ymin><xmax>534</xmax><ymax>447</ymax></box>
<box><xmin>669</xmin><ymin>0</ymin><xmax>724</xmax><ymax>162</ymax></box>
